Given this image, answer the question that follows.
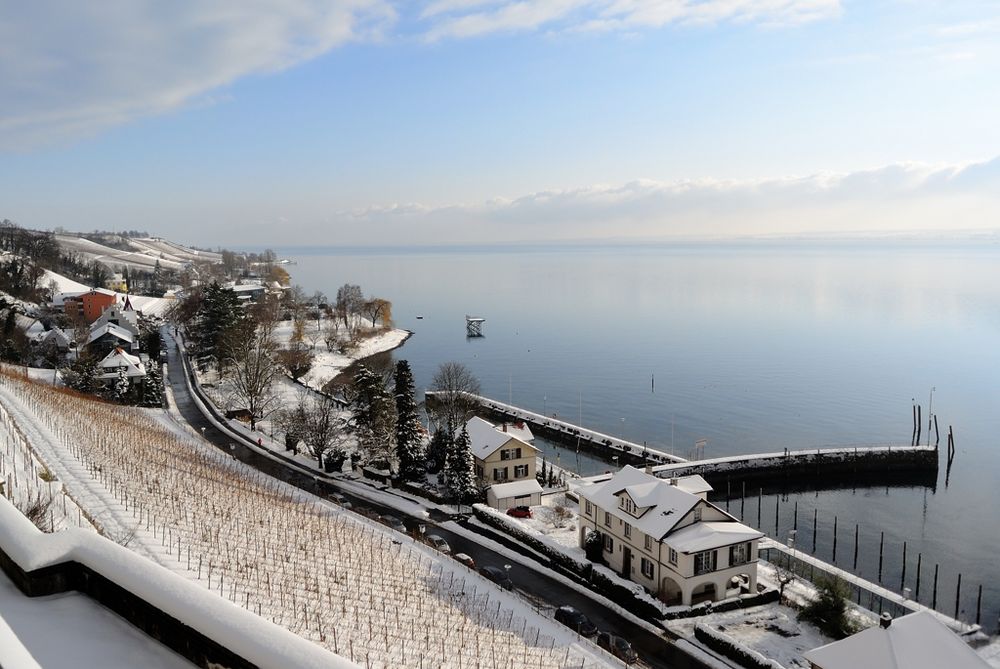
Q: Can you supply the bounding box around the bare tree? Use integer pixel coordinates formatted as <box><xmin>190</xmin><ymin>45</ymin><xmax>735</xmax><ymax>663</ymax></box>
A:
<box><xmin>222</xmin><ymin>318</ymin><xmax>279</xmax><ymax>431</ymax></box>
<box><xmin>301</xmin><ymin>395</ymin><xmax>349</xmax><ymax>468</ymax></box>
<box><xmin>276</xmin><ymin>344</ymin><xmax>313</xmax><ymax>381</ymax></box>
<box><xmin>335</xmin><ymin>283</ymin><xmax>364</xmax><ymax>336</ymax></box>
<box><xmin>362</xmin><ymin>298</ymin><xmax>392</xmax><ymax>328</ymax></box>
<box><xmin>428</xmin><ymin>362</ymin><xmax>481</xmax><ymax>431</ymax></box>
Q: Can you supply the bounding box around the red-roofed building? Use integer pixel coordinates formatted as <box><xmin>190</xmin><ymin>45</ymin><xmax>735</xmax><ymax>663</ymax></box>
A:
<box><xmin>63</xmin><ymin>288</ymin><xmax>118</xmax><ymax>323</ymax></box>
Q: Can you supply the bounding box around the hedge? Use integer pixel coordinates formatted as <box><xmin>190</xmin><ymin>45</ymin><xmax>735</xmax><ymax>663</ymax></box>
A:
<box><xmin>694</xmin><ymin>623</ymin><xmax>787</xmax><ymax>669</ymax></box>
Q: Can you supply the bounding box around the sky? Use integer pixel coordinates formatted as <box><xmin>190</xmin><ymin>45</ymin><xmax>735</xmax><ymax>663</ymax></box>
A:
<box><xmin>1</xmin><ymin>0</ymin><xmax>999</xmax><ymax>247</ymax></box>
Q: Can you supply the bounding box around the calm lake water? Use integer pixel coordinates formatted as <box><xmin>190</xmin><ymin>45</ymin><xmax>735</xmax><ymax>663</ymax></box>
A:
<box><xmin>282</xmin><ymin>243</ymin><xmax>1000</xmax><ymax>628</ymax></box>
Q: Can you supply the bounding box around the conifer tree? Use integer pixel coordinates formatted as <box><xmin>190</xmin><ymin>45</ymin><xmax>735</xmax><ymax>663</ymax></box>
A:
<box><xmin>113</xmin><ymin>366</ymin><xmax>130</xmax><ymax>403</ymax></box>
<box><xmin>350</xmin><ymin>364</ymin><xmax>396</xmax><ymax>468</ymax></box>
<box><xmin>142</xmin><ymin>364</ymin><xmax>163</xmax><ymax>407</ymax></box>
<box><xmin>445</xmin><ymin>425</ymin><xmax>477</xmax><ymax>506</ymax></box>
<box><xmin>427</xmin><ymin>426</ymin><xmax>451</xmax><ymax>474</ymax></box>
<box><xmin>394</xmin><ymin>360</ymin><xmax>425</xmax><ymax>482</ymax></box>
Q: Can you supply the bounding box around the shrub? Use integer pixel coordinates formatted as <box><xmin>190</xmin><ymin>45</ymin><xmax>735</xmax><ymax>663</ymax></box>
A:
<box><xmin>799</xmin><ymin>577</ymin><xmax>861</xmax><ymax>639</ymax></box>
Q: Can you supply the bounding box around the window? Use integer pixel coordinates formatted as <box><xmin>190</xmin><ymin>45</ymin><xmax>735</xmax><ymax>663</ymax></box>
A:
<box><xmin>729</xmin><ymin>542</ymin><xmax>751</xmax><ymax>566</ymax></box>
<box><xmin>513</xmin><ymin>464</ymin><xmax>528</xmax><ymax>478</ymax></box>
<box><xmin>668</xmin><ymin>548</ymin><xmax>678</xmax><ymax>565</ymax></box>
<box><xmin>493</xmin><ymin>467</ymin><xmax>508</xmax><ymax>481</ymax></box>
<box><xmin>694</xmin><ymin>550</ymin><xmax>717</xmax><ymax>575</ymax></box>
<box><xmin>640</xmin><ymin>557</ymin><xmax>654</xmax><ymax>579</ymax></box>
<box><xmin>624</xmin><ymin>522</ymin><xmax>631</xmax><ymax>538</ymax></box>
<box><xmin>693</xmin><ymin>506</ymin><xmax>702</xmax><ymax>522</ymax></box>
<box><xmin>585</xmin><ymin>501</ymin><xmax>592</xmax><ymax>516</ymax></box>
<box><xmin>500</xmin><ymin>449</ymin><xmax>510</xmax><ymax>460</ymax></box>
<box><xmin>619</xmin><ymin>496</ymin><xmax>636</xmax><ymax>515</ymax></box>
<box><xmin>475</xmin><ymin>465</ymin><xmax>483</xmax><ymax>478</ymax></box>
<box><xmin>644</xmin><ymin>535</ymin><xmax>652</xmax><ymax>551</ymax></box>
<box><xmin>604</xmin><ymin>511</ymin><xmax>611</xmax><ymax>527</ymax></box>
<box><xmin>500</xmin><ymin>447</ymin><xmax>523</xmax><ymax>461</ymax></box>
<box><xmin>603</xmin><ymin>534</ymin><xmax>614</xmax><ymax>553</ymax></box>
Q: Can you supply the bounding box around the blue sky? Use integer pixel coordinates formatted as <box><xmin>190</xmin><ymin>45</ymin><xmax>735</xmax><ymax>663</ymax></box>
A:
<box><xmin>1</xmin><ymin>1</ymin><xmax>999</xmax><ymax>247</ymax></box>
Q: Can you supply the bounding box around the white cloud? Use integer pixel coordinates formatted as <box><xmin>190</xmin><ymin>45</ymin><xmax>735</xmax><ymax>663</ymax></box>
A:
<box><xmin>335</xmin><ymin>157</ymin><xmax>1000</xmax><ymax>244</ymax></box>
<box><xmin>0</xmin><ymin>0</ymin><xmax>395</xmax><ymax>148</ymax></box>
<box><xmin>421</xmin><ymin>0</ymin><xmax>842</xmax><ymax>40</ymax></box>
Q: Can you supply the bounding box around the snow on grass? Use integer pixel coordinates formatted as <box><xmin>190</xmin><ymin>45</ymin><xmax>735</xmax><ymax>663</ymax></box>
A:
<box><xmin>514</xmin><ymin>492</ymin><xmax>583</xmax><ymax>553</ymax></box>
<box><xmin>668</xmin><ymin>604</ymin><xmax>834</xmax><ymax>669</ymax></box>
<box><xmin>0</xmin><ymin>370</ymin><xmax>612</xmax><ymax>669</ymax></box>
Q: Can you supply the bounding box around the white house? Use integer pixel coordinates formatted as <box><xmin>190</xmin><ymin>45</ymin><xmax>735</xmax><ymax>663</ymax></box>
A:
<box><xmin>804</xmin><ymin>611</ymin><xmax>990</xmax><ymax>669</ymax></box>
<box><xmin>466</xmin><ymin>416</ymin><xmax>543</xmax><ymax>510</ymax></box>
<box><xmin>91</xmin><ymin>299</ymin><xmax>140</xmax><ymax>336</ymax></box>
<box><xmin>97</xmin><ymin>347</ymin><xmax>147</xmax><ymax>381</ymax></box>
<box><xmin>576</xmin><ymin>465</ymin><xmax>763</xmax><ymax>606</ymax></box>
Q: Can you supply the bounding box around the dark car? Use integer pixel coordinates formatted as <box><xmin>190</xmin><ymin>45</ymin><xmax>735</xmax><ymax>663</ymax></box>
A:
<box><xmin>554</xmin><ymin>606</ymin><xmax>598</xmax><ymax>637</ymax></box>
<box><xmin>381</xmin><ymin>514</ymin><xmax>406</xmax><ymax>533</ymax></box>
<box><xmin>479</xmin><ymin>565</ymin><xmax>513</xmax><ymax>590</ymax></box>
<box><xmin>597</xmin><ymin>632</ymin><xmax>639</xmax><ymax>664</ymax></box>
<box><xmin>506</xmin><ymin>505</ymin><xmax>532</xmax><ymax>518</ymax></box>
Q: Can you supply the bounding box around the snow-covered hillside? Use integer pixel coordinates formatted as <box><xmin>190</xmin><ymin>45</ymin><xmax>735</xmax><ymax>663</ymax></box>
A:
<box><xmin>54</xmin><ymin>234</ymin><xmax>219</xmax><ymax>273</ymax></box>
<box><xmin>43</xmin><ymin>269</ymin><xmax>173</xmax><ymax>318</ymax></box>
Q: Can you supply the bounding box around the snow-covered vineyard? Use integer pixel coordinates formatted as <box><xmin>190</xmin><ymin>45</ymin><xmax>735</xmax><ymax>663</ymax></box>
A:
<box><xmin>0</xmin><ymin>370</ymin><xmax>610</xmax><ymax>669</ymax></box>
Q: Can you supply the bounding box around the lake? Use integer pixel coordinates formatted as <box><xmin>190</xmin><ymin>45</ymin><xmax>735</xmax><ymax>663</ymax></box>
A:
<box><xmin>281</xmin><ymin>242</ymin><xmax>1000</xmax><ymax>628</ymax></box>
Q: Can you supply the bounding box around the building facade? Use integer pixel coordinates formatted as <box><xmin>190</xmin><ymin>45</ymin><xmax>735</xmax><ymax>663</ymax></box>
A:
<box><xmin>577</xmin><ymin>466</ymin><xmax>763</xmax><ymax>606</ymax></box>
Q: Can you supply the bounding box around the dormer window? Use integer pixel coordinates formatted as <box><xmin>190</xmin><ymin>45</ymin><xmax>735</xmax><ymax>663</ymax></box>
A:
<box><xmin>618</xmin><ymin>496</ymin><xmax>636</xmax><ymax>515</ymax></box>
<box><xmin>693</xmin><ymin>506</ymin><xmax>702</xmax><ymax>522</ymax></box>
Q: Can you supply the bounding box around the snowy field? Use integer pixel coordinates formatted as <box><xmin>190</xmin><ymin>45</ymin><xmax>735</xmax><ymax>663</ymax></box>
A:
<box><xmin>0</xmin><ymin>370</ymin><xmax>612</xmax><ymax>669</ymax></box>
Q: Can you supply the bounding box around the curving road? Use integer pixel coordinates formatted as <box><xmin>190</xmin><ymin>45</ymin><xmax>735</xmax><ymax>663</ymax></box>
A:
<box><xmin>162</xmin><ymin>328</ymin><xmax>705</xmax><ymax>669</ymax></box>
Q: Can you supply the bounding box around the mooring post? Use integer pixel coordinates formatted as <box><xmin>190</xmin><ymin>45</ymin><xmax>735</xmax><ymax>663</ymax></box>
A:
<box><xmin>934</xmin><ymin>415</ymin><xmax>940</xmax><ymax>447</ymax></box>
<box><xmin>853</xmin><ymin>524</ymin><xmax>859</xmax><ymax>571</ymax></box>
<box><xmin>741</xmin><ymin>481</ymin><xmax>746</xmax><ymax>520</ymax></box>
<box><xmin>757</xmin><ymin>487</ymin><xmax>762</xmax><ymax>529</ymax></box>
<box><xmin>916</xmin><ymin>553</ymin><xmax>922</xmax><ymax>600</ymax></box>
<box><xmin>976</xmin><ymin>584</ymin><xmax>983</xmax><ymax>625</ymax></box>
<box><xmin>900</xmin><ymin>542</ymin><xmax>907</xmax><ymax>591</ymax></box>
<box><xmin>832</xmin><ymin>516</ymin><xmax>838</xmax><ymax>562</ymax></box>
<box><xmin>793</xmin><ymin>501</ymin><xmax>798</xmax><ymax>531</ymax></box>
<box><xmin>955</xmin><ymin>573</ymin><xmax>962</xmax><ymax>620</ymax></box>
<box><xmin>911</xmin><ymin>403</ymin><xmax>917</xmax><ymax>446</ymax></box>
<box><xmin>878</xmin><ymin>532</ymin><xmax>884</xmax><ymax>583</ymax></box>
<box><xmin>915</xmin><ymin>405</ymin><xmax>922</xmax><ymax>446</ymax></box>
<box><xmin>774</xmin><ymin>495</ymin><xmax>780</xmax><ymax>536</ymax></box>
<box><xmin>933</xmin><ymin>564</ymin><xmax>939</xmax><ymax>610</ymax></box>
<box><xmin>726</xmin><ymin>479</ymin><xmax>731</xmax><ymax>511</ymax></box>
<box><xmin>812</xmin><ymin>509</ymin><xmax>818</xmax><ymax>553</ymax></box>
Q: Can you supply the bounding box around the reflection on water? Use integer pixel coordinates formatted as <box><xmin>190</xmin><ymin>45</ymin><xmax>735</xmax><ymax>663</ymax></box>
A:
<box><xmin>285</xmin><ymin>244</ymin><xmax>1000</xmax><ymax>625</ymax></box>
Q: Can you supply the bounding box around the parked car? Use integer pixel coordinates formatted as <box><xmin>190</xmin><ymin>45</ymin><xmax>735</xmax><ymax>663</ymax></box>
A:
<box><xmin>506</xmin><ymin>505</ymin><xmax>532</xmax><ymax>519</ymax></box>
<box><xmin>554</xmin><ymin>606</ymin><xmax>598</xmax><ymax>637</ymax></box>
<box><xmin>596</xmin><ymin>632</ymin><xmax>638</xmax><ymax>664</ymax></box>
<box><xmin>426</xmin><ymin>534</ymin><xmax>451</xmax><ymax>554</ymax></box>
<box><xmin>479</xmin><ymin>566</ymin><xmax>513</xmax><ymax>590</ymax></box>
<box><xmin>454</xmin><ymin>553</ymin><xmax>477</xmax><ymax>569</ymax></box>
<box><xmin>328</xmin><ymin>492</ymin><xmax>352</xmax><ymax>510</ymax></box>
<box><xmin>381</xmin><ymin>514</ymin><xmax>406</xmax><ymax>533</ymax></box>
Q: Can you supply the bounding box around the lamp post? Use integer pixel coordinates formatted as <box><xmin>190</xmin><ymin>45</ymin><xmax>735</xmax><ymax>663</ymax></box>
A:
<box><xmin>788</xmin><ymin>529</ymin><xmax>797</xmax><ymax>573</ymax></box>
<box><xmin>543</xmin><ymin>395</ymin><xmax>547</xmax><ymax>417</ymax></box>
<box><xmin>620</xmin><ymin>417</ymin><xmax>626</xmax><ymax>441</ymax></box>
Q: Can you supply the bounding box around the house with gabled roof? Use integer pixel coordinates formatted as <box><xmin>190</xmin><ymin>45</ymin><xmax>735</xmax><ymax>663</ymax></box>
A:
<box><xmin>97</xmin><ymin>347</ymin><xmax>146</xmax><ymax>381</ymax></box>
<box><xmin>804</xmin><ymin>611</ymin><xmax>989</xmax><ymax>669</ymax></box>
<box><xmin>466</xmin><ymin>416</ymin><xmax>543</xmax><ymax>510</ymax></box>
<box><xmin>577</xmin><ymin>465</ymin><xmax>763</xmax><ymax>606</ymax></box>
<box><xmin>91</xmin><ymin>298</ymin><xmax>139</xmax><ymax>336</ymax></box>
<box><xmin>85</xmin><ymin>322</ymin><xmax>137</xmax><ymax>357</ymax></box>
<box><xmin>62</xmin><ymin>288</ymin><xmax>118</xmax><ymax>323</ymax></box>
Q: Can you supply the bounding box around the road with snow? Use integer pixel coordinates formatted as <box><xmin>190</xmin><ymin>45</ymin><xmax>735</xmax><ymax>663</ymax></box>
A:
<box><xmin>162</xmin><ymin>329</ymin><xmax>705</xmax><ymax>669</ymax></box>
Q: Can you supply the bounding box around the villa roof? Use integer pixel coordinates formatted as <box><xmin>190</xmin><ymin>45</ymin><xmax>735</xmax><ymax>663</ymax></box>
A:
<box><xmin>86</xmin><ymin>322</ymin><xmax>135</xmax><ymax>346</ymax></box>
<box><xmin>579</xmin><ymin>466</ymin><xmax>704</xmax><ymax>539</ymax></box>
<box><xmin>465</xmin><ymin>416</ymin><xmax>536</xmax><ymax>461</ymax></box>
<box><xmin>97</xmin><ymin>347</ymin><xmax>146</xmax><ymax>378</ymax></box>
<box><xmin>804</xmin><ymin>611</ymin><xmax>989</xmax><ymax>669</ymax></box>
<box><xmin>488</xmin><ymin>479</ymin><xmax>543</xmax><ymax>499</ymax></box>
<box><xmin>664</xmin><ymin>521</ymin><xmax>763</xmax><ymax>554</ymax></box>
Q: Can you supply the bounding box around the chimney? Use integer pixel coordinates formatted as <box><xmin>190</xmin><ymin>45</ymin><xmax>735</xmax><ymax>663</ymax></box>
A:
<box><xmin>502</xmin><ymin>423</ymin><xmax>507</xmax><ymax>432</ymax></box>
<box><xmin>879</xmin><ymin>613</ymin><xmax>892</xmax><ymax>629</ymax></box>
<box><xmin>644</xmin><ymin>465</ymin><xmax>653</xmax><ymax>475</ymax></box>
<box><xmin>669</xmin><ymin>478</ymin><xmax>679</xmax><ymax>486</ymax></box>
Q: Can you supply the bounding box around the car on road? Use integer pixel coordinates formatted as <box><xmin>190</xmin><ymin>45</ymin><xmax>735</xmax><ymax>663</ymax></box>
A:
<box><xmin>596</xmin><ymin>632</ymin><xmax>638</xmax><ymax>664</ymax></box>
<box><xmin>426</xmin><ymin>534</ymin><xmax>451</xmax><ymax>554</ymax></box>
<box><xmin>554</xmin><ymin>606</ymin><xmax>598</xmax><ymax>637</ymax></box>
<box><xmin>479</xmin><ymin>566</ymin><xmax>513</xmax><ymax>590</ymax></box>
<box><xmin>506</xmin><ymin>505</ymin><xmax>532</xmax><ymax>518</ymax></box>
<box><xmin>381</xmin><ymin>514</ymin><xmax>406</xmax><ymax>533</ymax></box>
<box><xmin>454</xmin><ymin>553</ymin><xmax>476</xmax><ymax>569</ymax></box>
<box><xmin>328</xmin><ymin>492</ymin><xmax>352</xmax><ymax>510</ymax></box>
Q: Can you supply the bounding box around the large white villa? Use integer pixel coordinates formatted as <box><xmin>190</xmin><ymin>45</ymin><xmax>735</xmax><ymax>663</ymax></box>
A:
<box><xmin>576</xmin><ymin>465</ymin><xmax>763</xmax><ymax>606</ymax></box>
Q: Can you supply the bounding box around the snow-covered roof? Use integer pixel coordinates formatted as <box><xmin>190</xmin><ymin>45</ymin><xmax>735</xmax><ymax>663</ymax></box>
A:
<box><xmin>495</xmin><ymin>421</ymin><xmax>534</xmax><ymax>443</ymax></box>
<box><xmin>664</xmin><ymin>521</ymin><xmax>763</xmax><ymax>554</ymax></box>
<box><xmin>40</xmin><ymin>328</ymin><xmax>72</xmax><ymax>347</ymax></box>
<box><xmin>670</xmin><ymin>474</ymin><xmax>712</xmax><ymax>496</ymax></box>
<box><xmin>86</xmin><ymin>322</ymin><xmax>135</xmax><ymax>346</ymax></box>
<box><xmin>804</xmin><ymin>611</ymin><xmax>989</xmax><ymax>669</ymax></box>
<box><xmin>92</xmin><ymin>303</ymin><xmax>139</xmax><ymax>333</ymax></box>
<box><xmin>15</xmin><ymin>314</ymin><xmax>44</xmax><ymax>336</ymax></box>
<box><xmin>488</xmin><ymin>479</ymin><xmax>543</xmax><ymax>499</ymax></box>
<box><xmin>579</xmin><ymin>466</ymin><xmax>730</xmax><ymax>541</ymax></box>
<box><xmin>98</xmin><ymin>348</ymin><xmax>146</xmax><ymax>378</ymax></box>
<box><xmin>465</xmin><ymin>416</ymin><xmax>536</xmax><ymax>460</ymax></box>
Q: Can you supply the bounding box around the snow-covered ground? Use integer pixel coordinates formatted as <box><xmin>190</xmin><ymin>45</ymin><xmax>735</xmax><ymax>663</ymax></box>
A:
<box><xmin>0</xmin><ymin>369</ymin><xmax>613</xmax><ymax>669</ymax></box>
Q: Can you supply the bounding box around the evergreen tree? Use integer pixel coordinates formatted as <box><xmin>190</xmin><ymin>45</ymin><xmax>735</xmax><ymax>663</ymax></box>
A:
<box><xmin>350</xmin><ymin>364</ymin><xmax>396</xmax><ymax>468</ymax></box>
<box><xmin>65</xmin><ymin>355</ymin><xmax>99</xmax><ymax>394</ymax></box>
<box><xmin>142</xmin><ymin>365</ymin><xmax>163</xmax><ymax>407</ymax></box>
<box><xmin>113</xmin><ymin>367</ymin><xmax>130</xmax><ymax>403</ymax></box>
<box><xmin>394</xmin><ymin>360</ymin><xmax>425</xmax><ymax>482</ymax></box>
<box><xmin>445</xmin><ymin>425</ymin><xmax>477</xmax><ymax>506</ymax></box>
<box><xmin>194</xmin><ymin>282</ymin><xmax>242</xmax><ymax>370</ymax></box>
<box><xmin>538</xmin><ymin>458</ymin><xmax>548</xmax><ymax>485</ymax></box>
<box><xmin>427</xmin><ymin>426</ymin><xmax>451</xmax><ymax>474</ymax></box>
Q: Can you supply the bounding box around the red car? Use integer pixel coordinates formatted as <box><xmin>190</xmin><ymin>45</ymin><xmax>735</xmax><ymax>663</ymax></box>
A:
<box><xmin>506</xmin><ymin>506</ymin><xmax>532</xmax><ymax>518</ymax></box>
